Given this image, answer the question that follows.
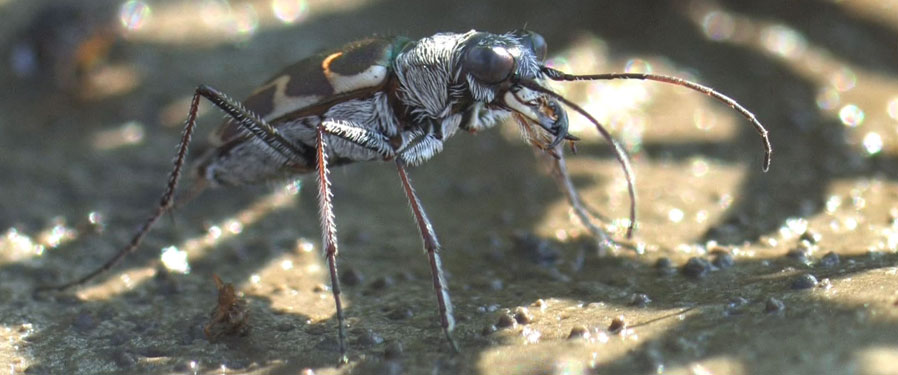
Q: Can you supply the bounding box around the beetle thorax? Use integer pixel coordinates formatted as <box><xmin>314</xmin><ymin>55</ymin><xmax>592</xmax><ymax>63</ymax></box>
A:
<box><xmin>389</xmin><ymin>31</ymin><xmax>546</xmax><ymax>166</ymax></box>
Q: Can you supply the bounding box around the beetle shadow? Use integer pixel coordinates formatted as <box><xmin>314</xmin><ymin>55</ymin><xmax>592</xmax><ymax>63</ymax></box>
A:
<box><xmin>446</xmin><ymin>236</ymin><xmax>898</xmax><ymax>374</ymax></box>
<box><xmin>520</xmin><ymin>0</ymin><xmax>898</xmax><ymax>245</ymax></box>
<box><xmin>4</xmin><ymin>0</ymin><xmax>898</xmax><ymax>373</ymax></box>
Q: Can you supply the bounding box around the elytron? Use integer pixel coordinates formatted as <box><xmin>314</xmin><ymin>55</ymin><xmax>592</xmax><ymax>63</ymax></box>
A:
<box><xmin>42</xmin><ymin>30</ymin><xmax>771</xmax><ymax>363</ymax></box>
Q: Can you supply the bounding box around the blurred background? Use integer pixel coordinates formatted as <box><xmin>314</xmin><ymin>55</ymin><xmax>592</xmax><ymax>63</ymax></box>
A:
<box><xmin>1</xmin><ymin>0</ymin><xmax>898</xmax><ymax>374</ymax></box>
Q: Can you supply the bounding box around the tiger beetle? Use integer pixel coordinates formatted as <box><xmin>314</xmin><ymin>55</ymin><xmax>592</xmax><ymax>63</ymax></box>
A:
<box><xmin>40</xmin><ymin>30</ymin><xmax>772</xmax><ymax>363</ymax></box>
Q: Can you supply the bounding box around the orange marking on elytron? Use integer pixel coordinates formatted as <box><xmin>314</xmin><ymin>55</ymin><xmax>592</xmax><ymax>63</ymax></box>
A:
<box><xmin>321</xmin><ymin>52</ymin><xmax>344</xmax><ymax>76</ymax></box>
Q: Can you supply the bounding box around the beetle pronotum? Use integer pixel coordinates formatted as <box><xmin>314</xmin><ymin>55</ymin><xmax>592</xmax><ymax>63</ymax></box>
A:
<box><xmin>41</xmin><ymin>30</ymin><xmax>771</xmax><ymax>363</ymax></box>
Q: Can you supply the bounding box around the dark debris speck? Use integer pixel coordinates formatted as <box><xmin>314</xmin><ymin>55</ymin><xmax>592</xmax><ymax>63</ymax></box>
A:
<box><xmin>608</xmin><ymin>316</ymin><xmax>626</xmax><ymax>333</ymax></box>
<box><xmin>352</xmin><ymin>328</ymin><xmax>384</xmax><ymax>347</ymax></box>
<box><xmin>786</xmin><ymin>248</ymin><xmax>810</xmax><ymax>263</ymax></box>
<box><xmin>369</xmin><ymin>276</ymin><xmax>395</xmax><ymax>290</ymax></box>
<box><xmin>790</xmin><ymin>274</ymin><xmax>818</xmax><ymax>290</ymax></box>
<box><xmin>496</xmin><ymin>313</ymin><xmax>516</xmax><ymax>328</ymax></box>
<box><xmin>655</xmin><ymin>257</ymin><xmax>676</xmax><ymax>275</ymax></box>
<box><xmin>629</xmin><ymin>293</ymin><xmax>652</xmax><ymax>308</ymax></box>
<box><xmin>568</xmin><ymin>325</ymin><xmax>589</xmax><ymax>339</ymax></box>
<box><xmin>681</xmin><ymin>257</ymin><xmax>711</xmax><ymax>279</ymax></box>
<box><xmin>276</xmin><ymin>322</ymin><xmax>295</xmax><ymax>332</ymax></box>
<box><xmin>340</xmin><ymin>267</ymin><xmax>363</xmax><ymax>286</ymax></box>
<box><xmin>110</xmin><ymin>350</ymin><xmax>136</xmax><ymax>369</ymax></box>
<box><xmin>711</xmin><ymin>251</ymin><xmax>734</xmax><ymax>269</ymax></box>
<box><xmin>386</xmin><ymin>306</ymin><xmax>414</xmax><ymax>320</ymax></box>
<box><xmin>819</xmin><ymin>252</ymin><xmax>840</xmax><ymax>268</ymax></box>
<box><xmin>765</xmin><ymin>297</ymin><xmax>785</xmax><ymax>313</ymax></box>
<box><xmin>514</xmin><ymin>307</ymin><xmax>533</xmax><ymax>325</ymax></box>
<box><xmin>384</xmin><ymin>341</ymin><xmax>404</xmax><ymax>360</ymax></box>
<box><xmin>725</xmin><ymin>297</ymin><xmax>749</xmax><ymax>316</ymax></box>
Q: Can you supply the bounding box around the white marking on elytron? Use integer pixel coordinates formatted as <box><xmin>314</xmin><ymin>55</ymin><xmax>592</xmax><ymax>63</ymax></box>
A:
<box><xmin>265</xmin><ymin>74</ymin><xmax>322</xmax><ymax>121</ymax></box>
<box><xmin>324</xmin><ymin>65</ymin><xmax>388</xmax><ymax>94</ymax></box>
<box><xmin>503</xmin><ymin>90</ymin><xmax>541</xmax><ymax>122</ymax></box>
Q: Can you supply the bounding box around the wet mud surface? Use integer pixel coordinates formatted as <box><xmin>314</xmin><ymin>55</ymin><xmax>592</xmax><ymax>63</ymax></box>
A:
<box><xmin>2</xmin><ymin>0</ymin><xmax>898</xmax><ymax>374</ymax></box>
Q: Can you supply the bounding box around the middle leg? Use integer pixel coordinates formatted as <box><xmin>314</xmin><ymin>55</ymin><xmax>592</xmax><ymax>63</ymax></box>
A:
<box><xmin>315</xmin><ymin>124</ymin><xmax>348</xmax><ymax>364</ymax></box>
<box><xmin>395</xmin><ymin>160</ymin><xmax>459</xmax><ymax>352</ymax></box>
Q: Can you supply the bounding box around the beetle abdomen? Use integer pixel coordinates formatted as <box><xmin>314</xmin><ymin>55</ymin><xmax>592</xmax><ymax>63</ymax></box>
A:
<box><xmin>211</xmin><ymin>36</ymin><xmax>410</xmax><ymax>145</ymax></box>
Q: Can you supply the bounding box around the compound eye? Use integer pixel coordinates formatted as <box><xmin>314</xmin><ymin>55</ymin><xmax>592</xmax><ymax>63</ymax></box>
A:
<box><xmin>526</xmin><ymin>32</ymin><xmax>547</xmax><ymax>61</ymax></box>
<box><xmin>463</xmin><ymin>45</ymin><xmax>515</xmax><ymax>84</ymax></box>
<box><xmin>513</xmin><ymin>30</ymin><xmax>548</xmax><ymax>61</ymax></box>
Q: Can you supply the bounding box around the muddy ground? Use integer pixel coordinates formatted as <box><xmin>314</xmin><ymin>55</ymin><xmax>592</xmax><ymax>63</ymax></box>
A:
<box><xmin>2</xmin><ymin>0</ymin><xmax>898</xmax><ymax>374</ymax></box>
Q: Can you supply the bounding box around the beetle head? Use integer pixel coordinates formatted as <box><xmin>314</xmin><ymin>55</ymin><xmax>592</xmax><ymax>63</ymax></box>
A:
<box><xmin>456</xmin><ymin>30</ymin><xmax>637</xmax><ymax>237</ymax></box>
<box><xmin>457</xmin><ymin>30</ymin><xmax>574</xmax><ymax>150</ymax></box>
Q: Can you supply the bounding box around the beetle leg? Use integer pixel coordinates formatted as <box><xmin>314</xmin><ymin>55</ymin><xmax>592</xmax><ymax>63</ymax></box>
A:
<box><xmin>395</xmin><ymin>160</ymin><xmax>459</xmax><ymax>353</ymax></box>
<box><xmin>319</xmin><ymin>120</ymin><xmax>396</xmax><ymax>158</ymax></box>
<box><xmin>315</xmin><ymin>124</ymin><xmax>349</xmax><ymax>364</ymax></box>
<box><xmin>37</xmin><ymin>85</ymin><xmax>310</xmax><ymax>292</ymax></box>
<box><xmin>542</xmin><ymin>147</ymin><xmax>618</xmax><ymax>252</ymax></box>
<box><xmin>196</xmin><ymin>85</ymin><xmax>308</xmax><ymax>161</ymax></box>
<box><xmin>37</xmin><ymin>92</ymin><xmax>200</xmax><ymax>291</ymax></box>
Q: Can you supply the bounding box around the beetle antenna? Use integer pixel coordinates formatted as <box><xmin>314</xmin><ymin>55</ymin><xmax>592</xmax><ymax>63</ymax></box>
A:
<box><xmin>518</xmin><ymin>79</ymin><xmax>637</xmax><ymax>238</ymax></box>
<box><xmin>540</xmin><ymin>67</ymin><xmax>772</xmax><ymax>172</ymax></box>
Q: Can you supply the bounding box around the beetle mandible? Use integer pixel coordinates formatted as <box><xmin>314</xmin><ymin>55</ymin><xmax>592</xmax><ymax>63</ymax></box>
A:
<box><xmin>42</xmin><ymin>30</ymin><xmax>772</xmax><ymax>363</ymax></box>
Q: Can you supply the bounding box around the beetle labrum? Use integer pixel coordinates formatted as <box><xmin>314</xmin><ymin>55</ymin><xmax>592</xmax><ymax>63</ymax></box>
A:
<box><xmin>42</xmin><ymin>30</ymin><xmax>771</xmax><ymax>363</ymax></box>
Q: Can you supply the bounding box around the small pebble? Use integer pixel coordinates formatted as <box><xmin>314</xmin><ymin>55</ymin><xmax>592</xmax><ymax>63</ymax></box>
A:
<box><xmin>681</xmin><ymin>257</ymin><xmax>711</xmax><ymax>278</ymax></box>
<box><xmin>765</xmin><ymin>297</ymin><xmax>785</xmax><ymax>313</ymax></box>
<box><xmin>384</xmin><ymin>341</ymin><xmax>403</xmax><ymax>360</ymax></box>
<box><xmin>568</xmin><ymin>325</ymin><xmax>589</xmax><ymax>339</ymax></box>
<box><xmin>819</xmin><ymin>252</ymin><xmax>840</xmax><ymax>268</ymax></box>
<box><xmin>655</xmin><ymin>257</ymin><xmax>676</xmax><ymax>275</ymax></box>
<box><xmin>481</xmin><ymin>325</ymin><xmax>497</xmax><ymax>336</ymax></box>
<box><xmin>352</xmin><ymin>328</ymin><xmax>384</xmax><ymax>347</ymax></box>
<box><xmin>110</xmin><ymin>350</ymin><xmax>136</xmax><ymax>369</ymax></box>
<box><xmin>386</xmin><ymin>306</ymin><xmax>413</xmax><ymax>320</ymax></box>
<box><xmin>513</xmin><ymin>307</ymin><xmax>533</xmax><ymax>325</ymax></box>
<box><xmin>790</xmin><ymin>274</ymin><xmax>818</xmax><ymax>290</ymax></box>
<box><xmin>276</xmin><ymin>322</ymin><xmax>295</xmax><ymax>332</ymax></box>
<box><xmin>369</xmin><ymin>276</ymin><xmax>395</xmax><ymax>290</ymax></box>
<box><xmin>608</xmin><ymin>316</ymin><xmax>626</xmax><ymax>334</ymax></box>
<box><xmin>786</xmin><ymin>248</ymin><xmax>809</xmax><ymax>263</ymax></box>
<box><xmin>629</xmin><ymin>293</ymin><xmax>651</xmax><ymax>308</ymax></box>
<box><xmin>312</xmin><ymin>283</ymin><xmax>329</xmax><ymax>293</ymax></box>
<box><xmin>136</xmin><ymin>346</ymin><xmax>167</xmax><ymax>358</ymax></box>
<box><xmin>496</xmin><ymin>313</ymin><xmax>516</xmax><ymax>329</ymax></box>
<box><xmin>725</xmin><ymin>297</ymin><xmax>749</xmax><ymax>316</ymax></box>
<box><xmin>340</xmin><ymin>267</ymin><xmax>363</xmax><ymax>286</ymax></box>
<box><xmin>711</xmin><ymin>251</ymin><xmax>734</xmax><ymax>269</ymax></box>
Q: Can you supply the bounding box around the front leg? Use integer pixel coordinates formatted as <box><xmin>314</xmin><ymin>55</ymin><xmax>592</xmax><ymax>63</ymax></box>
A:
<box><xmin>395</xmin><ymin>160</ymin><xmax>459</xmax><ymax>352</ymax></box>
<box><xmin>543</xmin><ymin>148</ymin><xmax>615</xmax><ymax>251</ymax></box>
